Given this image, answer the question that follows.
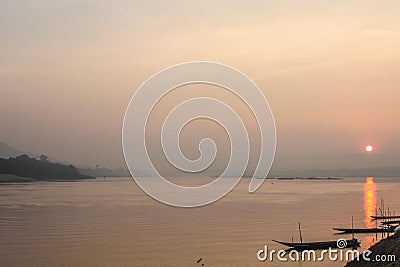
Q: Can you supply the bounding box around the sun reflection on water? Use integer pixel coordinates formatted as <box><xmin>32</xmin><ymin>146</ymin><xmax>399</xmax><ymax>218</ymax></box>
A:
<box><xmin>364</xmin><ymin>177</ymin><xmax>376</xmax><ymax>229</ymax></box>
<box><xmin>364</xmin><ymin>177</ymin><xmax>378</xmax><ymax>248</ymax></box>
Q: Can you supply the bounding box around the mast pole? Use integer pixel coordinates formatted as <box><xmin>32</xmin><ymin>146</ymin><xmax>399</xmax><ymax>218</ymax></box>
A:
<box><xmin>298</xmin><ymin>222</ymin><xmax>303</xmax><ymax>244</ymax></box>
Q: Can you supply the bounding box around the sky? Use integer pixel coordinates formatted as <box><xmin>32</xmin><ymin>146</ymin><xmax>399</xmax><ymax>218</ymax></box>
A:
<box><xmin>1</xmin><ymin>0</ymin><xmax>400</xmax><ymax>171</ymax></box>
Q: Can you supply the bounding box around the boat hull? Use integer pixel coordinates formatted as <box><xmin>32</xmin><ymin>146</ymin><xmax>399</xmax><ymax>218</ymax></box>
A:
<box><xmin>273</xmin><ymin>238</ymin><xmax>360</xmax><ymax>251</ymax></box>
<box><xmin>333</xmin><ymin>227</ymin><xmax>395</xmax><ymax>234</ymax></box>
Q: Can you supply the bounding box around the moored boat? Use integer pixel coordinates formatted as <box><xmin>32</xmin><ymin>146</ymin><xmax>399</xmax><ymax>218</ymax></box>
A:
<box><xmin>273</xmin><ymin>238</ymin><xmax>360</xmax><ymax>251</ymax></box>
<box><xmin>333</xmin><ymin>227</ymin><xmax>395</xmax><ymax>234</ymax></box>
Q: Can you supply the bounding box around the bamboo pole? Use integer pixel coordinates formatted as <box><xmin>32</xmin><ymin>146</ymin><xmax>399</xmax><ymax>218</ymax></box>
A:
<box><xmin>298</xmin><ymin>222</ymin><xmax>303</xmax><ymax>244</ymax></box>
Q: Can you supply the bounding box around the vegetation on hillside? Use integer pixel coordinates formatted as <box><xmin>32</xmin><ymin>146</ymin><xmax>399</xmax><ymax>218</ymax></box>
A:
<box><xmin>0</xmin><ymin>155</ymin><xmax>94</xmax><ymax>181</ymax></box>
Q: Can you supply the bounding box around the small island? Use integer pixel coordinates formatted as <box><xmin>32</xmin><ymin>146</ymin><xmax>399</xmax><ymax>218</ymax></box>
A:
<box><xmin>0</xmin><ymin>155</ymin><xmax>94</xmax><ymax>183</ymax></box>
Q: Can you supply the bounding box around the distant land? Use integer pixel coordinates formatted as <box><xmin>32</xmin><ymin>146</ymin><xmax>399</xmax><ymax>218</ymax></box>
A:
<box><xmin>0</xmin><ymin>155</ymin><xmax>93</xmax><ymax>183</ymax></box>
<box><xmin>267</xmin><ymin>167</ymin><xmax>400</xmax><ymax>178</ymax></box>
<box><xmin>0</xmin><ymin>142</ymin><xmax>129</xmax><ymax>178</ymax></box>
<box><xmin>1</xmin><ymin>142</ymin><xmax>400</xmax><ymax>179</ymax></box>
<box><xmin>78</xmin><ymin>166</ymin><xmax>129</xmax><ymax>177</ymax></box>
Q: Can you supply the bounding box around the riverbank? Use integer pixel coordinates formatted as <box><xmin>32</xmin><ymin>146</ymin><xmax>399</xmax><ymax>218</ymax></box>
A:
<box><xmin>0</xmin><ymin>174</ymin><xmax>35</xmax><ymax>183</ymax></box>
<box><xmin>346</xmin><ymin>233</ymin><xmax>400</xmax><ymax>267</ymax></box>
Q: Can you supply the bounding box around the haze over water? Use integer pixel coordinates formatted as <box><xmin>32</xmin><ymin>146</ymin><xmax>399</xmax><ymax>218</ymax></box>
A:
<box><xmin>1</xmin><ymin>1</ymin><xmax>400</xmax><ymax>266</ymax></box>
<box><xmin>0</xmin><ymin>177</ymin><xmax>398</xmax><ymax>266</ymax></box>
<box><xmin>1</xmin><ymin>1</ymin><xmax>400</xmax><ymax>171</ymax></box>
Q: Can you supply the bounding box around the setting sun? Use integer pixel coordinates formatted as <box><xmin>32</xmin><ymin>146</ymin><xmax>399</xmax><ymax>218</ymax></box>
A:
<box><xmin>365</xmin><ymin>145</ymin><xmax>374</xmax><ymax>152</ymax></box>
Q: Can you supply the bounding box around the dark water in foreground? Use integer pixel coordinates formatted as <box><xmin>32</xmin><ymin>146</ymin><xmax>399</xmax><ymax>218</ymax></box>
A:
<box><xmin>0</xmin><ymin>177</ymin><xmax>399</xmax><ymax>266</ymax></box>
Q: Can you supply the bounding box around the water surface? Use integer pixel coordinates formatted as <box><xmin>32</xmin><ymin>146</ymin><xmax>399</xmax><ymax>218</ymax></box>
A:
<box><xmin>0</xmin><ymin>177</ymin><xmax>399</xmax><ymax>266</ymax></box>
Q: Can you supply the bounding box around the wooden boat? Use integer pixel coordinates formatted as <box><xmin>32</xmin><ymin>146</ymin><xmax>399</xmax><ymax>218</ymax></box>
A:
<box><xmin>275</xmin><ymin>221</ymin><xmax>360</xmax><ymax>251</ymax></box>
<box><xmin>273</xmin><ymin>238</ymin><xmax>360</xmax><ymax>251</ymax></box>
<box><xmin>371</xmin><ymin>215</ymin><xmax>400</xmax><ymax>220</ymax></box>
<box><xmin>381</xmin><ymin>220</ymin><xmax>400</xmax><ymax>225</ymax></box>
<box><xmin>333</xmin><ymin>227</ymin><xmax>395</xmax><ymax>234</ymax></box>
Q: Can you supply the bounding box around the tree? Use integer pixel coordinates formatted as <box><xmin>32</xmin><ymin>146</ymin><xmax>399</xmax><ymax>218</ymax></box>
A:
<box><xmin>39</xmin><ymin>155</ymin><xmax>48</xmax><ymax>162</ymax></box>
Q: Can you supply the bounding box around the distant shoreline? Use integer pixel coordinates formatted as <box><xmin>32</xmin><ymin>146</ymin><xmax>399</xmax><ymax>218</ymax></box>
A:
<box><xmin>0</xmin><ymin>174</ymin><xmax>35</xmax><ymax>183</ymax></box>
<box><xmin>0</xmin><ymin>174</ymin><xmax>95</xmax><ymax>183</ymax></box>
<box><xmin>0</xmin><ymin>155</ymin><xmax>95</xmax><ymax>182</ymax></box>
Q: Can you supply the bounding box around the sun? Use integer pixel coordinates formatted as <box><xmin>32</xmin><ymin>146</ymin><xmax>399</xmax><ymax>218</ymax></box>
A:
<box><xmin>365</xmin><ymin>145</ymin><xmax>374</xmax><ymax>152</ymax></box>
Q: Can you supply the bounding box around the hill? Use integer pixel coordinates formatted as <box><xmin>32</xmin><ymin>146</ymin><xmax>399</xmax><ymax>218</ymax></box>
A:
<box><xmin>0</xmin><ymin>142</ymin><xmax>26</xmax><ymax>158</ymax></box>
<box><xmin>0</xmin><ymin>155</ymin><xmax>94</xmax><ymax>181</ymax></box>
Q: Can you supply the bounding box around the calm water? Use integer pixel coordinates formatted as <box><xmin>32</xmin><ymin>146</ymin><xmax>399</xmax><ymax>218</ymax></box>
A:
<box><xmin>0</xmin><ymin>177</ymin><xmax>399</xmax><ymax>266</ymax></box>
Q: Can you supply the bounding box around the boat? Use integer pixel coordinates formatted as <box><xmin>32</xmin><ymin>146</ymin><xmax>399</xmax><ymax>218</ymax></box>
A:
<box><xmin>333</xmin><ymin>227</ymin><xmax>396</xmax><ymax>234</ymax></box>
<box><xmin>371</xmin><ymin>215</ymin><xmax>400</xmax><ymax>220</ymax></box>
<box><xmin>381</xmin><ymin>220</ymin><xmax>400</xmax><ymax>225</ymax></box>
<box><xmin>273</xmin><ymin>238</ymin><xmax>360</xmax><ymax>251</ymax></box>
<box><xmin>273</xmin><ymin>221</ymin><xmax>360</xmax><ymax>251</ymax></box>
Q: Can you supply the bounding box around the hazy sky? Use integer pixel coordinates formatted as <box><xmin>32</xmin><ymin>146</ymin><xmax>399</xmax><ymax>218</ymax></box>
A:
<box><xmin>1</xmin><ymin>0</ymin><xmax>400</xmax><ymax>170</ymax></box>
